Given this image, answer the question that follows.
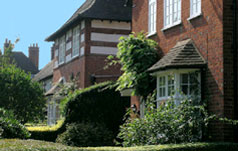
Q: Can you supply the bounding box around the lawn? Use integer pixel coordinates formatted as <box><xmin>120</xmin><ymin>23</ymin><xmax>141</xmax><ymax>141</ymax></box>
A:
<box><xmin>1</xmin><ymin>139</ymin><xmax>238</xmax><ymax>151</ymax></box>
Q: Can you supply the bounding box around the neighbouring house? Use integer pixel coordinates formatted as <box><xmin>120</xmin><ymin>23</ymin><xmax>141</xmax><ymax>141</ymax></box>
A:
<box><xmin>45</xmin><ymin>0</ymin><xmax>132</xmax><ymax>88</ymax></box>
<box><xmin>44</xmin><ymin>0</ymin><xmax>132</xmax><ymax>125</ymax></box>
<box><xmin>129</xmin><ymin>0</ymin><xmax>237</xmax><ymax>142</ymax></box>
<box><xmin>3</xmin><ymin>39</ymin><xmax>39</xmax><ymax>77</ymax></box>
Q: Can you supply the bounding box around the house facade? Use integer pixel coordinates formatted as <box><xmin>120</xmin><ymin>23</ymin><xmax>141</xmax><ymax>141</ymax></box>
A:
<box><xmin>3</xmin><ymin>39</ymin><xmax>39</xmax><ymax>77</ymax></box>
<box><xmin>46</xmin><ymin>0</ymin><xmax>132</xmax><ymax>89</ymax></box>
<box><xmin>131</xmin><ymin>0</ymin><xmax>237</xmax><ymax>142</ymax></box>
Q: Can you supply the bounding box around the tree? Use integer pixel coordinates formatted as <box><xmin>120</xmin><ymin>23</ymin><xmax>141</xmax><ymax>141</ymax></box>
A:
<box><xmin>112</xmin><ymin>32</ymin><xmax>159</xmax><ymax>98</ymax></box>
<box><xmin>0</xmin><ymin>40</ymin><xmax>45</xmax><ymax>123</ymax></box>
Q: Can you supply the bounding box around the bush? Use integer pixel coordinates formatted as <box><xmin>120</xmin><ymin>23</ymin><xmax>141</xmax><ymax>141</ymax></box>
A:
<box><xmin>65</xmin><ymin>81</ymin><xmax>130</xmax><ymax>138</ymax></box>
<box><xmin>56</xmin><ymin>122</ymin><xmax>114</xmax><ymax>147</ymax></box>
<box><xmin>0</xmin><ymin>108</ymin><xmax>30</xmax><ymax>139</ymax></box>
<box><xmin>118</xmin><ymin>94</ymin><xmax>213</xmax><ymax>146</ymax></box>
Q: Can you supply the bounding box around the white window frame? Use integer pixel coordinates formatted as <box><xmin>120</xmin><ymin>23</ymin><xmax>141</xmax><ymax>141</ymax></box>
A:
<box><xmin>155</xmin><ymin>69</ymin><xmax>201</xmax><ymax>105</ymax></box>
<box><xmin>163</xmin><ymin>0</ymin><xmax>182</xmax><ymax>30</ymax></box>
<box><xmin>72</xmin><ymin>25</ymin><xmax>80</xmax><ymax>58</ymax></box>
<box><xmin>148</xmin><ymin>0</ymin><xmax>157</xmax><ymax>36</ymax></box>
<box><xmin>188</xmin><ymin>0</ymin><xmax>202</xmax><ymax>20</ymax></box>
<box><xmin>58</xmin><ymin>35</ymin><xmax>65</xmax><ymax>65</ymax></box>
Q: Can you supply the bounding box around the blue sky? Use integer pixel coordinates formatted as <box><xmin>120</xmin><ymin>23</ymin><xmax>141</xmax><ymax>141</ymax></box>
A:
<box><xmin>0</xmin><ymin>0</ymin><xmax>85</xmax><ymax>69</ymax></box>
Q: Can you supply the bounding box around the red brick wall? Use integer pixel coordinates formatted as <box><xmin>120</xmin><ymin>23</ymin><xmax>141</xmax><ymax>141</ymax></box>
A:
<box><xmin>132</xmin><ymin>0</ymin><xmax>226</xmax><ymax>141</ymax></box>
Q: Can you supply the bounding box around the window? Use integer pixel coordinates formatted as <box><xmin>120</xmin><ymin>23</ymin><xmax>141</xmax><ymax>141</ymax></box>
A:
<box><xmin>148</xmin><ymin>0</ymin><xmax>157</xmax><ymax>35</ymax></box>
<box><xmin>59</xmin><ymin>36</ymin><xmax>65</xmax><ymax>64</ymax></box>
<box><xmin>164</xmin><ymin>0</ymin><xmax>181</xmax><ymax>28</ymax></box>
<box><xmin>157</xmin><ymin>70</ymin><xmax>200</xmax><ymax>101</ymax></box>
<box><xmin>190</xmin><ymin>0</ymin><xmax>201</xmax><ymax>18</ymax></box>
<box><xmin>66</xmin><ymin>30</ymin><xmax>72</xmax><ymax>41</ymax></box>
<box><xmin>72</xmin><ymin>26</ymin><xmax>80</xmax><ymax>57</ymax></box>
<box><xmin>180</xmin><ymin>73</ymin><xmax>199</xmax><ymax>95</ymax></box>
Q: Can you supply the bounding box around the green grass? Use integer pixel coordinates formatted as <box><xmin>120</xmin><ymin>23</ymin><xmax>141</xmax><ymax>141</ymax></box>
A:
<box><xmin>0</xmin><ymin>139</ymin><xmax>238</xmax><ymax>151</ymax></box>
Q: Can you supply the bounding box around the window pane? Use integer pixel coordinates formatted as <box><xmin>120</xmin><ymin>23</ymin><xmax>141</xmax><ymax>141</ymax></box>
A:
<box><xmin>181</xmin><ymin>85</ymin><xmax>188</xmax><ymax>95</ymax></box>
<box><xmin>181</xmin><ymin>74</ymin><xmax>189</xmax><ymax>84</ymax></box>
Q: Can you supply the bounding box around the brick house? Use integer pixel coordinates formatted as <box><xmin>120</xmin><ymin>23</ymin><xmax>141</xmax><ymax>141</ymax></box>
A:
<box><xmin>45</xmin><ymin>0</ymin><xmax>132</xmax><ymax>89</ymax></box>
<box><xmin>130</xmin><ymin>0</ymin><xmax>237</xmax><ymax>142</ymax></box>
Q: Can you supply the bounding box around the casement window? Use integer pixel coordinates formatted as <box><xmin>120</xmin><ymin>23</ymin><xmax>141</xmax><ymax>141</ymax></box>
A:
<box><xmin>157</xmin><ymin>70</ymin><xmax>200</xmax><ymax>102</ymax></box>
<box><xmin>190</xmin><ymin>0</ymin><xmax>201</xmax><ymax>18</ymax></box>
<box><xmin>58</xmin><ymin>36</ymin><xmax>65</xmax><ymax>64</ymax></box>
<box><xmin>72</xmin><ymin>26</ymin><xmax>80</xmax><ymax>57</ymax></box>
<box><xmin>66</xmin><ymin>30</ymin><xmax>72</xmax><ymax>41</ymax></box>
<box><xmin>148</xmin><ymin>0</ymin><xmax>157</xmax><ymax>35</ymax></box>
<box><xmin>55</xmin><ymin>39</ymin><xmax>59</xmax><ymax>46</ymax></box>
<box><xmin>164</xmin><ymin>0</ymin><xmax>181</xmax><ymax>29</ymax></box>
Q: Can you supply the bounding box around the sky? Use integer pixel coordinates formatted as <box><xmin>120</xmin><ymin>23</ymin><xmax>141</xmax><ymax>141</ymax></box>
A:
<box><xmin>0</xmin><ymin>0</ymin><xmax>85</xmax><ymax>69</ymax></box>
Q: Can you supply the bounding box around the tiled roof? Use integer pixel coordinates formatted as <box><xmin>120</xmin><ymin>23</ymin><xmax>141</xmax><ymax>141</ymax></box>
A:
<box><xmin>148</xmin><ymin>39</ymin><xmax>206</xmax><ymax>72</ymax></box>
<box><xmin>33</xmin><ymin>60</ymin><xmax>54</xmax><ymax>82</ymax></box>
<box><xmin>46</xmin><ymin>0</ymin><xmax>132</xmax><ymax>41</ymax></box>
<box><xmin>11</xmin><ymin>52</ymin><xmax>39</xmax><ymax>74</ymax></box>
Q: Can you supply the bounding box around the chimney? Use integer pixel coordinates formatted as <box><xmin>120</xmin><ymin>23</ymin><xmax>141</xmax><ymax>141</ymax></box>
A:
<box><xmin>28</xmin><ymin>43</ymin><xmax>39</xmax><ymax>69</ymax></box>
<box><xmin>4</xmin><ymin>38</ymin><xmax>11</xmax><ymax>54</ymax></box>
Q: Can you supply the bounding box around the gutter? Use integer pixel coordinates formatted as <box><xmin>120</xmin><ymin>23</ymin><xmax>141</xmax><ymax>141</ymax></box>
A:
<box><xmin>233</xmin><ymin>0</ymin><xmax>238</xmax><ymax>142</ymax></box>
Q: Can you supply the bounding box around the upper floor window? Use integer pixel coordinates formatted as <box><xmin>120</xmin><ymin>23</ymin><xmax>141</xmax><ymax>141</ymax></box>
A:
<box><xmin>59</xmin><ymin>36</ymin><xmax>65</xmax><ymax>64</ymax></box>
<box><xmin>164</xmin><ymin>0</ymin><xmax>181</xmax><ymax>29</ymax></box>
<box><xmin>148</xmin><ymin>0</ymin><xmax>157</xmax><ymax>35</ymax></box>
<box><xmin>190</xmin><ymin>0</ymin><xmax>201</xmax><ymax>18</ymax></box>
<box><xmin>72</xmin><ymin>26</ymin><xmax>80</xmax><ymax>57</ymax></box>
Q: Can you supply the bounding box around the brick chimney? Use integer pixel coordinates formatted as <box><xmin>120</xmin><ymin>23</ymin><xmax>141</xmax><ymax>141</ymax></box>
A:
<box><xmin>4</xmin><ymin>38</ymin><xmax>11</xmax><ymax>54</ymax></box>
<box><xmin>28</xmin><ymin>43</ymin><xmax>39</xmax><ymax>69</ymax></box>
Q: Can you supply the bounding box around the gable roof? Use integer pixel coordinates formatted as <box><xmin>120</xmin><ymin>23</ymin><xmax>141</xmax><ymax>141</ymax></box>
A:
<box><xmin>11</xmin><ymin>52</ymin><xmax>39</xmax><ymax>74</ymax></box>
<box><xmin>33</xmin><ymin>60</ymin><xmax>54</xmax><ymax>82</ymax></box>
<box><xmin>148</xmin><ymin>39</ymin><xmax>206</xmax><ymax>72</ymax></box>
<box><xmin>46</xmin><ymin>0</ymin><xmax>132</xmax><ymax>41</ymax></box>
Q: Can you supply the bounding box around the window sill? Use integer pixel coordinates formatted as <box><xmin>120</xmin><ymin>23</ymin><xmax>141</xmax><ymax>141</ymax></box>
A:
<box><xmin>147</xmin><ymin>32</ymin><xmax>157</xmax><ymax>37</ymax></box>
<box><xmin>187</xmin><ymin>13</ymin><xmax>202</xmax><ymax>21</ymax></box>
<box><xmin>161</xmin><ymin>21</ymin><xmax>182</xmax><ymax>32</ymax></box>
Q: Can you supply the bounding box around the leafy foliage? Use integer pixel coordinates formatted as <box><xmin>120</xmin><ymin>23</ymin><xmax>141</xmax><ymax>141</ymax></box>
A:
<box><xmin>56</xmin><ymin>122</ymin><xmax>114</xmax><ymax>147</ymax></box>
<box><xmin>118</xmin><ymin>93</ymin><xmax>214</xmax><ymax>146</ymax></box>
<box><xmin>0</xmin><ymin>108</ymin><xmax>30</xmax><ymax>139</ymax></box>
<box><xmin>0</xmin><ymin>42</ymin><xmax>45</xmax><ymax>123</ymax></box>
<box><xmin>114</xmin><ymin>32</ymin><xmax>159</xmax><ymax>97</ymax></box>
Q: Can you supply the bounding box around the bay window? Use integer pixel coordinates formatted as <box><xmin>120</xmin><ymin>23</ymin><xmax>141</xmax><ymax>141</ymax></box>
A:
<box><xmin>157</xmin><ymin>70</ymin><xmax>200</xmax><ymax>103</ymax></box>
<box><xmin>164</xmin><ymin>0</ymin><xmax>181</xmax><ymax>29</ymax></box>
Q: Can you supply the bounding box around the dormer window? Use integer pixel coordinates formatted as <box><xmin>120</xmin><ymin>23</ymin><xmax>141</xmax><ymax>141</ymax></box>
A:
<box><xmin>148</xmin><ymin>0</ymin><xmax>157</xmax><ymax>35</ymax></box>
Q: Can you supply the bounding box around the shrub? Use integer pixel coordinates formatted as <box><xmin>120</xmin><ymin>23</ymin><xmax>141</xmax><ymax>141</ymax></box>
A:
<box><xmin>0</xmin><ymin>108</ymin><xmax>30</xmax><ymax>139</ymax></box>
<box><xmin>0</xmin><ymin>42</ymin><xmax>45</xmax><ymax>124</ymax></box>
<box><xmin>118</xmin><ymin>94</ymin><xmax>213</xmax><ymax>146</ymax></box>
<box><xmin>65</xmin><ymin>81</ymin><xmax>130</xmax><ymax>138</ymax></box>
<box><xmin>56</xmin><ymin>122</ymin><xmax>114</xmax><ymax>147</ymax></box>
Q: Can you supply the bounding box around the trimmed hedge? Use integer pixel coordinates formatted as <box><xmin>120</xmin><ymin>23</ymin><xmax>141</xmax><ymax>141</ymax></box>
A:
<box><xmin>28</xmin><ymin>82</ymin><xmax>130</xmax><ymax>143</ymax></box>
<box><xmin>1</xmin><ymin>140</ymin><xmax>238</xmax><ymax>151</ymax></box>
<box><xmin>64</xmin><ymin>81</ymin><xmax>130</xmax><ymax>137</ymax></box>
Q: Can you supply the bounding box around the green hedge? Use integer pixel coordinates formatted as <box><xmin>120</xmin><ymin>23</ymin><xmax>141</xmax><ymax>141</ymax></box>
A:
<box><xmin>64</xmin><ymin>81</ymin><xmax>130</xmax><ymax>137</ymax></box>
<box><xmin>28</xmin><ymin>82</ymin><xmax>130</xmax><ymax>143</ymax></box>
<box><xmin>1</xmin><ymin>140</ymin><xmax>238</xmax><ymax>151</ymax></box>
